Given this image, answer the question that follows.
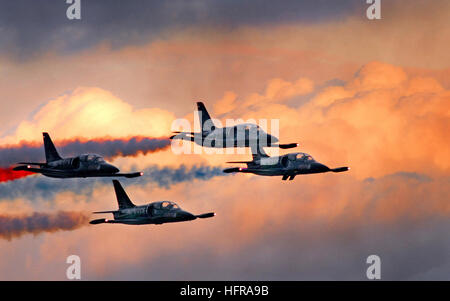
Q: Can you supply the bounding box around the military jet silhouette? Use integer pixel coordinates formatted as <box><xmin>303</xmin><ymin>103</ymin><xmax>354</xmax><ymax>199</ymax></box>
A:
<box><xmin>170</xmin><ymin>102</ymin><xmax>298</xmax><ymax>149</ymax></box>
<box><xmin>13</xmin><ymin>132</ymin><xmax>143</xmax><ymax>178</ymax></box>
<box><xmin>90</xmin><ymin>180</ymin><xmax>215</xmax><ymax>225</ymax></box>
<box><xmin>223</xmin><ymin>145</ymin><xmax>349</xmax><ymax>180</ymax></box>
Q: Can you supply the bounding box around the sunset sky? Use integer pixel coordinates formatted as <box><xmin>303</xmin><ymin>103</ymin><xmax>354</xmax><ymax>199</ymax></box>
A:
<box><xmin>0</xmin><ymin>0</ymin><xmax>449</xmax><ymax>280</ymax></box>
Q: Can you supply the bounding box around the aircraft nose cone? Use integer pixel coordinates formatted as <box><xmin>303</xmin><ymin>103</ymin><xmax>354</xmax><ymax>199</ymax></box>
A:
<box><xmin>177</xmin><ymin>210</ymin><xmax>196</xmax><ymax>221</ymax></box>
<box><xmin>101</xmin><ymin>163</ymin><xmax>119</xmax><ymax>173</ymax></box>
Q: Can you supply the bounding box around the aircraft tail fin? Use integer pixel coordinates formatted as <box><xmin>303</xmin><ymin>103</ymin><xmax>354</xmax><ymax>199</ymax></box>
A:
<box><xmin>250</xmin><ymin>144</ymin><xmax>269</xmax><ymax>161</ymax></box>
<box><xmin>196</xmin><ymin>102</ymin><xmax>215</xmax><ymax>134</ymax></box>
<box><xmin>43</xmin><ymin>132</ymin><xmax>62</xmax><ymax>163</ymax></box>
<box><xmin>112</xmin><ymin>180</ymin><xmax>136</xmax><ymax>210</ymax></box>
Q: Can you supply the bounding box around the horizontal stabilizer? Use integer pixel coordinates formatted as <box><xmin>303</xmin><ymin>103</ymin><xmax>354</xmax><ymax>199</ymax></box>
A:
<box><xmin>278</xmin><ymin>143</ymin><xmax>299</xmax><ymax>149</ymax></box>
<box><xmin>17</xmin><ymin>162</ymin><xmax>46</xmax><ymax>166</ymax></box>
<box><xmin>196</xmin><ymin>212</ymin><xmax>216</xmax><ymax>219</ymax></box>
<box><xmin>89</xmin><ymin>218</ymin><xmax>108</xmax><ymax>225</ymax></box>
<box><xmin>93</xmin><ymin>210</ymin><xmax>117</xmax><ymax>214</ymax></box>
<box><xmin>330</xmin><ymin>167</ymin><xmax>349</xmax><ymax>173</ymax></box>
<box><xmin>223</xmin><ymin>167</ymin><xmax>242</xmax><ymax>173</ymax></box>
<box><xmin>172</xmin><ymin>131</ymin><xmax>197</xmax><ymax>135</ymax></box>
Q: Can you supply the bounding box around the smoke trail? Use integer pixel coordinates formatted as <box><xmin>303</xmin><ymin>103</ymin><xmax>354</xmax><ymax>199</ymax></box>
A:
<box><xmin>130</xmin><ymin>165</ymin><xmax>226</xmax><ymax>188</ymax></box>
<box><xmin>0</xmin><ymin>136</ymin><xmax>170</xmax><ymax>167</ymax></box>
<box><xmin>0</xmin><ymin>167</ymin><xmax>33</xmax><ymax>183</ymax></box>
<box><xmin>0</xmin><ymin>165</ymin><xmax>226</xmax><ymax>201</ymax></box>
<box><xmin>0</xmin><ymin>211</ymin><xmax>90</xmax><ymax>241</ymax></box>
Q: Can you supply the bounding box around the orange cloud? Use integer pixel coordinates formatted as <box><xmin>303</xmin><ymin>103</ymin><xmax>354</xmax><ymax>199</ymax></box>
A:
<box><xmin>0</xmin><ymin>1</ymin><xmax>449</xmax><ymax>280</ymax></box>
<box><xmin>0</xmin><ymin>87</ymin><xmax>176</xmax><ymax>144</ymax></box>
<box><xmin>209</xmin><ymin>62</ymin><xmax>450</xmax><ymax>179</ymax></box>
<box><xmin>2</xmin><ymin>0</ymin><xmax>448</xmax><ymax>137</ymax></box>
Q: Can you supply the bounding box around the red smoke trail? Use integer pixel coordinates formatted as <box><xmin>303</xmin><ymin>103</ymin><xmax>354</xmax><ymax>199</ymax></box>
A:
<box><xmin>0</xmin><ymin>167</ymin><xmax>33</xmax><ymax>183</ymax></box>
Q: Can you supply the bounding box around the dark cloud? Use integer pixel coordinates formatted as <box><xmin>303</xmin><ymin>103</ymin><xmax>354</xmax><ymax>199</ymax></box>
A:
<box><xmin>0</xmin><ymin>0</ymin><xmax>362</xmax><ymax>57</ymax></box>
<box><xmin>97</xmin><ymin>218</ymin><xmax>450</xmax><ymax>280</ymax></box>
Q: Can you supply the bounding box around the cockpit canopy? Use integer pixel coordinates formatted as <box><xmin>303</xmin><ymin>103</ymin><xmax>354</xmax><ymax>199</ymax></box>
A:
<box><xmin>226</xmin><ymin>123</ymin><xmax>269</xmax><ymax>136</ymax></box>
<box><xmin>299</xmin><ymin>153</ymin><xmax>314</xmax><ymax>161</ymax></box>
<box><xmin>80</xmin><ymin>154</ymin><xmax>106</xmax><ymax>163</ymax></box>
<box><xmin>153</xmin><ymin>201</ymin><xmax>180</xmax><ymax>210</ymax></box>
<box><xmin>233</xmin><ymin>123</ymin><xmax>259</xmax><ymax>129</ymax></box>
<box><xmin>288</xmin><ymin>153</ymin><xmax>314</xmax><ymax>161</ymax></box>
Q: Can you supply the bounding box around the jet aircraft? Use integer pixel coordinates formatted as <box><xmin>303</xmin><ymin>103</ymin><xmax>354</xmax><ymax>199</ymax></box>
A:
<box><xmin>90</xmin><ymin>180</ymin><xmax>215</xmax><ymax>225</ymax></box>
<box><xmin>170</xmin><ymin>102</ymin><xmax>298</xmax><ymax>149</ymax></box>
<box><xmin>223</xmin><ymin>146</ymin><xmax>349</xmax><ymax>180</ymax></box>
<box><xmin>13</xmin><ymin>132</ymin><xmax>143</xmax><ymax>178</ymax></box>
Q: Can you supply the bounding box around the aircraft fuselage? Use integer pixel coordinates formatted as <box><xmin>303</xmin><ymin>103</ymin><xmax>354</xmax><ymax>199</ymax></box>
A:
<box><xmin>177</xmin><ymin>124</ymin><xmax>279</xmax><ymax>148</ymax></box>
<box><xmin>242</xmin><ymin>155</ymin><xmax>330</xmax><ymax>176</ymax></box>
<box><xmin>224</xmin><ymin>152</ymin><xmax>349</xmax><ymax>180</ymax></box>
<box><xmin>91</xmin><ymin>201</ymin><xmax>209</xmax><ymax>225</ymax></box>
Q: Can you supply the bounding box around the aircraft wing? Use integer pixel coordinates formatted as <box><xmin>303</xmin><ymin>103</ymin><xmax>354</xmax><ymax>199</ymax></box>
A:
<box><xmin>330</xmin><ymin>167</ymin><xmax>349</xmax><ymax>173</ymax></box>
<box><xmin>196</xmin><ymin>212</ymin><xmax>215</xmax><ymax>219</ymax></box>
<box><xmin>223</xmin><ymin>167</ymin><xmax>244</xmax><ymax>173</ymax></box>
<box><xmin>169</xmin><ymin>131</ymin><xmax>207</xmax><ymax>140</ymax></box>
<box><xmin>170</xmin><ymin>131</ymin><xmax>195</xmax><ymax>138</ymax></box>
<box><xmin>90</xmin><ymin>218</ymin><xmax>141</xmax><ymax>225</ymax></box>
<box><xmin>13</xmin><ymin>165</ymin><xmax>71</xmax><ymax>177</ymax></box>
<box><xmin>88</xmin><ymin>172</ymin><xmax>143</xmax><ymax>178</ymax></box>
<box><xmin>172</xmin><ymin>131</ymin><xmax>197</xmax><ymax>135</ymax></box>
<box><xmin>93</xmin><ymin>210</ymin><xmax>117</xmax><ymax>214</ymax></box>
<box><xmin>111</xmin><ymin>172</ymin><xmax>143</xmax><ymax>178</ymax></box>
<box><xmin>275</xmin><ymin>143</ymin><xmax>299</xmax><ymax>149</ymax></box>
<box><xmin>13</xmin><ymin>165</ymin><xmax>143</xmax><ymax>178</ymax></box>
<box><xmin>223</xmin><ymin>167</ymin><xmax>274</xmax><ymax>174</ymax></box>
<box><xmin>89</xmin><ymin>218</ymin><xmax>125</xmax><ymax>224</ymax></box>
<box><xmin>17</xmin><ymin>162</ymin><xmax>46</xmax><ymax>166</ymax></box>
<box><xmin>13</xmin><ymin>165</ymin><xmax>40</xmax><ymax>172</ymax></box>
